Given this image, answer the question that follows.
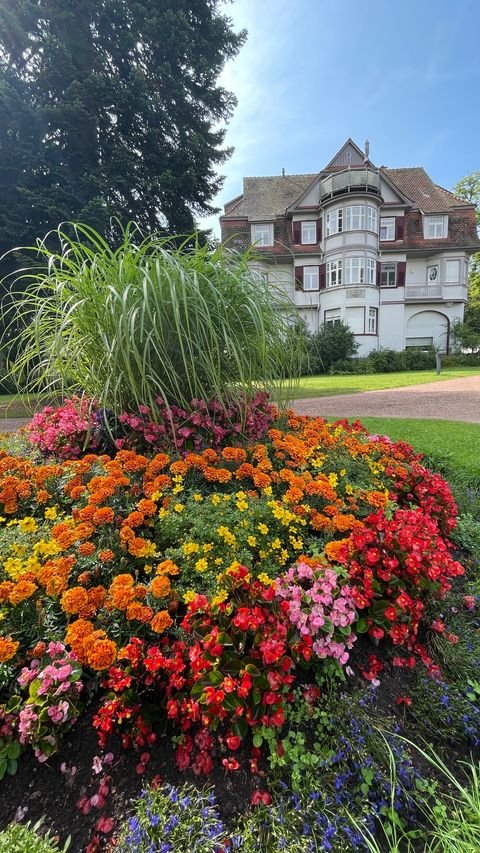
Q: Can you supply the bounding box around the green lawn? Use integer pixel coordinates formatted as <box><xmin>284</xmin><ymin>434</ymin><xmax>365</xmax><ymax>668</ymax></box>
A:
<box><xmin>286</xmin><ymin>367</ymin><xmax>480</xmax><ymax>400</ymax></box>
<box><xmin>333</xmin><ymin>416</ymin><xmax>480</xmax><ymax>476</ymax></box>
<box><xmin>0</xmin><ymin>393</ymin><xmax>43</xmax><ymax>418</ymax></box>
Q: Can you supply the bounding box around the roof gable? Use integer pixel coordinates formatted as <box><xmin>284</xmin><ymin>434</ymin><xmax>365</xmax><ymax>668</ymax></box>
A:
<box><xmin>323</xmin><ymin>138</ymin><xmax>369</xmax><ymax>171</ymax></box>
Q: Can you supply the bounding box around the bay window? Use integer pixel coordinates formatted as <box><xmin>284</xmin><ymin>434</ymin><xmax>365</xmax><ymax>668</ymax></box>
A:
<box><xmin>326</xmin><ymin>259</ymin><xmax>342</xmax><ymax>287</ymax></box>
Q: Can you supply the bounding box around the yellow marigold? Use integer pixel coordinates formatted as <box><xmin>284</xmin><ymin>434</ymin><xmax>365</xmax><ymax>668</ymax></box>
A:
<box><xmin>150</xmin><ymin>576</ymin><xmax>171</xmax><ymax>599</ymax></box>
<box><xmin>195</xmin><ymin>558</ymin><xmax>208</xmax><ymax>573</ymax></box>
<box><xmin>61</xmin><ymin>586</ymin><xmax>89</xmax><ymax>615</ymax></box>
<box><xmin>19</xmin><ymin>517</ymin><xmax>38</xmax><ymax>534</ymax></box>
<box><xmin>183</xmin><ymin>591</ymin><xmax>196</xmax><ymax>603</ymax></box>
<box><xmin>3</xmin><ymin>558</ymin><xmax>23</xmax><ymax>579</ymax></box>
<box><xmin>87</xmin><ymin>638</ymin><xmax>117</xmax><ymax>671</ymax></box>
<box><xmin>151</xmin><ymin>610</ymin><xmax>173</xmax><ymax>634</ymax></box>
<box><xmin>44</xmin><ymin>506</ymin><xmax>58</xmax><ymax>520</ymax></box>
<box><xmin>126</xmin><ymin>601</ymin><xmax>154</xmax><ymax>622</ymax></box>
<box><xmin>128</xmin><ymin>537</ymin><xmax>156</xmax><ymax>558</ymax></box>
<box><xmin>9</xmin><ymin>580</ymin><xmax>37</xmax><ymax>605</ymax></box>
<box><xmin>0</xmin><ymin>636</ymin><xmax>19</xmax><ymax>662</ymax></box>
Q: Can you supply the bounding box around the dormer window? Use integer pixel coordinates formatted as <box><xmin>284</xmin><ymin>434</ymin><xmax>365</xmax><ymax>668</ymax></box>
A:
<box><xmin>425</xmin><ymin>215</ymin><xmax>447</xmax><ymax>239</ymax></box>
<box><xmin>301</xmin><ymin>221</ymin><xmax>317</xmax><ymax>244</ymax></box>
<box><xmin>251</xmin><ymin>223</ymin><xmax>274</xmax><ymax>246</ymax></box>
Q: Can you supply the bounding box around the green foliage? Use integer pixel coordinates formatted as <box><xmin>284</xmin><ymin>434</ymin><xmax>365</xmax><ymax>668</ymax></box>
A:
<box><xmin>3</xmin><ymin>225</ymin><xmax>302</xmax><ymax>416</ymax></box>
<box><xmin>0</xmin><ymin>818</ymin><xmax>69</xmax><ymax>853</ymax></box>
<box><xmin>0</xmin><ymin>0</ymin><xmax>245</xmax><ymax>260</ymax></box>
<box><xmin>332</xmin><ymin>347</ymin><xmax>437</xmax><ymax>375</ymax></box>
<box><xmin>303</xmin><ymin>321</ymin><xmax>359</xmax><ymax>375</ymax></box>
<box><xmin>451</xmin><ymin>318</ymin><xmax>480</xmax><ymax>353</ymax></box>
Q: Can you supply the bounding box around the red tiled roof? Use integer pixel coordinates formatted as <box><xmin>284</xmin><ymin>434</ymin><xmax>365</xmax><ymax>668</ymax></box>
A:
<box><xmin>383</xmin><ymin>167</ymin><xmax>469</xmax><ymax>213</ymax></box>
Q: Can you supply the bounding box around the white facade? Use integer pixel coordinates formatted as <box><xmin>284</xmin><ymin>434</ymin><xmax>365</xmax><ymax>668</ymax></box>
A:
<box><xmin>220</xmin><ymin>140</ymin><xmax>479</xmax><ymax>353</ymax></box>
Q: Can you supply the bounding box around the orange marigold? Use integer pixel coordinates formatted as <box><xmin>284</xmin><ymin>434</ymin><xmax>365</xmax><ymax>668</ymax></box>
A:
<box><xmin>150</xmin><ymin>575</ymin><xmax>171</xmax><ymax>599</ymax></box>
<box><xmin>203</xmin><ymin>466</ymin><xmax>232</xmax><ymax>483</ymax></box>
<box><xmin>137</xmin><ymin>499</ymin><xmax>157</xmax><ymax>516</ymax></box>
<box><xmin>169</xmin><ymin>460</ymin><xmax>188</xmax><ymax>476</ymax></box>
<box><xmin>9</xmin><ymin>580</ymin><xmax>37</xmax><ymax>605</ymax></box>
<box><xmin>87</xmin><ymin>638</ymin><xmax>117</xmax><ymax>670</ymax></box>
<box><xmin>126</xmin><ymin>602</ymin><xmax>154</xmax><ymax>622</ymax></box>
<box><xmin>151</xmin><ymin>611</ymin><xmax>173</xmax><ymax>634</ymax></box>
<box><xmin>78</xmin><ymin>541</ymin><xmax>96</xmax><ymax>557</ymax></box>
<box><xmin>92</xmin><ymin>507</ymin><xmax>115</xmax><ymax>525</ymax></box>
<box><xmin>0</xmin><ymin>581</ymin><xmax>15</xmax><ymax>603</ymax></box>
<box><xmin>61</xmin><ymin>586</ymin><xmax>89</xmax><ymax>614</ymax></box>
<box><xmin>0</xmin><ymin>637</ymin><xmax>19</xmax><ymax>662</ymax></box>
<box><xmin>124</xmin><ymin>511</ymin><xmax>144</xmax><ymax>528</ymax></box>
<box><xmin>98</xmin><ymin>549</ymin><xmax>114</xmax><ymax>562</ymax></box>
<box><xmin>156</xmin><ymin>559</ymin><xmax>180</xmax><ymax>576</ymax></box>
<box><xmin>221</xmin><ymin>447</ymin><xmax>247</xmax><ymax>464</ymax></box>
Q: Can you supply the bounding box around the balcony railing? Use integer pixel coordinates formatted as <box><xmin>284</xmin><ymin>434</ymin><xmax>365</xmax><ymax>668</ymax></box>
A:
<box><xmin>320</xmin><ymin>169</ymin><xmax>381</xmax><ymax>200</ymax></box>
<box><xmin>404</xmin><ymin>285</ymin><xmax>443</xmax><ymax>300</ymax></box>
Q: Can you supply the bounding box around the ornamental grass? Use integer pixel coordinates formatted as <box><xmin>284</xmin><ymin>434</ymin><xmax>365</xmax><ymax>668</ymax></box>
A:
<box><xmin>2</xmin><ymin>224</ymin><xmax>302</xmax><ymax>419</ymax></box>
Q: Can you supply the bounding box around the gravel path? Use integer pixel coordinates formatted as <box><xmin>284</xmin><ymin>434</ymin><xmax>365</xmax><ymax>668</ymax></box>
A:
<box><xmin>293</xmin><ymin>375</ymin><xmax>480</xmax><ymax>423</ymax></box>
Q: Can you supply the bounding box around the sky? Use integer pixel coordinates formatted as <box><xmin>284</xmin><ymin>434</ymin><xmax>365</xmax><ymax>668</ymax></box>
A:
<box><xmin>204</xmin><ymin>0</ymin><xmax>480</xmax><ymax>236</ymax></box>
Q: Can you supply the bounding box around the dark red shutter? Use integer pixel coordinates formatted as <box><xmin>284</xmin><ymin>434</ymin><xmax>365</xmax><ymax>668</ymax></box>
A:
<box><xmin>376</xmin><ymin>261</ymin><xmax>381</xmax><ymax>286</ymax></box>
<box><xmin>397</xmin><ymin>261</ymin><xmax>406</xmax><ymax>286</ymax></box>
<box><xmin>395</xmin><ymin>217</ymin><xmax>404</xmax><ymax>241</ymax></box>
<box><xmin>319</xmin><ymin>263</ymin><xmax>326</xmax><ymax>290</ymax></box>
<box><xmin>316</xmin><ymin>218</ymin><xmax>323</xmax><ymax>243</ymax></box>
<box><xmin>294</xmin><ymin>266</ymin><xmax>304</xmax><ymax>291</ymax></box>
<box><xmin>292</xmin><ymin>222</ymin><xmax>301</xmax><ymax>245</ymax></box>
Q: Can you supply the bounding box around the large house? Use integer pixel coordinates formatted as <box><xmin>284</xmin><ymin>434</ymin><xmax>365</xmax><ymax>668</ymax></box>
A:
<box><xmin>219</xmin><ymin>139</ymin><xmax>480</xmax><ymax>354</ymax></box>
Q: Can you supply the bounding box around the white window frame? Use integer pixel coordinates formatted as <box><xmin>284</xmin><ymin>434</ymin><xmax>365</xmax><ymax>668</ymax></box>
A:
<box><xmin>344</xmin><ymin>257</ymin><xmax>366</xmax><ymax>285</ymax></box>
<box><xmin>324</xmin><ymin>308</ymin><xmax>341</xmax><ymax>327</ymax></box>
<box><xmin>445</xmin><ymin>259</ymin><xmax>460</xmax><ymax>283</ymax></box>
<box><xmin>368</xmin><ymin>307</ymin><xmax>378</xmax><ymax>334</ymax></box>
<box><xmin>367</xmin><ymin>206</ymin><xmax>378</xmax><ymax>233</ymax></box>
<box><xmin>326</xmin><ymin>208</ymin><xmax>343</xmax><ymax>236</ymax></box>
<box><xmin>425</xmin><ymin>216</ymin><xmax>447</xmax><ymax>239</ymax></box>
<box><xmin>251</xmin><ymin>223</ymin><xmax>274</xmax><ymax>247</ymax></box>
<box><xmin>303</xmin><ymin>266</ymin><xmax>319</xmax><ymax>291</ymax></box>
<box><xmin>345</xmin><ymin>205</ymin><xmax>366</xmax><ymax>231</ymax></box>
<box><xmin>380</xmin><ymin>217</ymin><xmax>395</xmax><ymax>241</ymax></box>
<box><xmin>366</xmin><ymin>258</ymin><xmax>376</xmax><ymax>285</ymax></box>
<box><xmin>301</xmin><ymin>221</ymin><xmax>317</xmax><ymax>245</ymax></box>
<box><xmin>380</xmin><ymin>262</ymin><xmax>397</xmax><ymax>287</ymax></box>
<box><xmin>427</xmin><ymin>264</ymin><xmax>439</xmax><ymax>284</ymax></box>
<box><xmin>326</xmin><ymin>259</ymin><xmax>342</xmax><ymax>288</ymax></box>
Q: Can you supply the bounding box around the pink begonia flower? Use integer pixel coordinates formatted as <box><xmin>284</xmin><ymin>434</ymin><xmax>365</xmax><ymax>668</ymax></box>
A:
<box><xmin>92</xmin><ymin>756</ymin><xmax>103</xmax><ymax>774</ymax></box>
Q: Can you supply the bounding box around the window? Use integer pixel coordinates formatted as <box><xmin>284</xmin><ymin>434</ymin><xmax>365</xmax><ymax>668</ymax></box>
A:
<box><xmin>368</xmin><ymin>308</ymin><xmax>378</xmax><ymax>334</ymax></box>
<box><xmin>301</xmin><ymin>221</ymin><xmax>317</xmax><ymax>244</ymax></box>
<box><xmin>380</xmin><ymin>262</ymin><xmax>396</xmax><ymax>287</ymax></box>
<box><xmin>326</xmin><ymin>260</ymin><xmax>342</xmax><ymax>287</ymax></box>
<box><xmin>445</xmin><ymin>259</ymin><xmax>460</xmax><ymax>283</ymax></box>
<box><xmin>367</xmin><ymin>206</ymin><xmax>378</xmax><ymax>233</ymax></box>
<box><xmin>326</xmin><ymin>208</ymin><xmax>343</xmax><ymax>236</ymax></box>
<box><xmin>345</xmin><ymin>306</ymin><xmax>364</xmax><ymax>334</ymax></box>
<box><xmin>380</xmin><ymin>217</ymin><xmax>395</xmax><ymax>241</ymax></box>
<box><xmin>345</xmin><ymin>205</ymin><xmax>366</xmax><ymax>231</ymax></box>
<box><xmin>303</xmin><ymin>266</ymin><xmax>319</xmax><ymax>291</ymax></box>
<box><xmin>427</xmin><ymin>264</ymin><xmax>439</xmax><ymax>283</ymax></box>
<box><xmin>324</xmin><ymin>308</ymin><xmax>341</xmax><ymax>327</ymax></box>
<box><xmin>344</xmin><ymin>257</ymin><xmax>365</xmax><ymax>285</ymax></box>
<box><xmin>366</xmin><ymin>258</ymin><xmax>376</xmax><ymax>284</ymax></box>
<box><xmin>425</xmin><ymin>216</ymin><xmax>447</xmax><ymax>239</ymax></box>
<box><xmin>251</xmin><ymin>223</ymin><xmax>273</xmax><ymax>246</ymax></box>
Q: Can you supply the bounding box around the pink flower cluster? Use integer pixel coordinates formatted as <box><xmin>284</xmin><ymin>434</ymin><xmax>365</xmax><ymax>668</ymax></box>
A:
<box><xmin>117</xmin><ymin>391</ymin><xmax>277</xmax><ymax>452</ymax></box>
<box><xmin>26</xmin><ymin>396</ymin><xmax>100</xmax><ymax>459</ymax></box>
<box><xmin>275</xmin><ymin>562</ymin><xmax>357</xmax><ymax>665</ymax></box>
<box><xmin>15</xmin><ymin>642</ymin><xmax>84</xmax><ymax>762</ymax></box>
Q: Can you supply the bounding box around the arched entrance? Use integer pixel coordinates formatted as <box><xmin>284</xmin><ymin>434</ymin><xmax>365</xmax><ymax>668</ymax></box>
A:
<box><xmin>406</xmin><ymin>311</ymin><xmax>450</xmax><ymax>353</ymax></box>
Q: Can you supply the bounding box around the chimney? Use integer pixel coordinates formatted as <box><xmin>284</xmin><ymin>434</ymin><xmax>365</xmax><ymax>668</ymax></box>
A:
<box><xmin>364</xmin><ymin>139</ymin><xmax>370</xmax><ymax>162</ymax></box>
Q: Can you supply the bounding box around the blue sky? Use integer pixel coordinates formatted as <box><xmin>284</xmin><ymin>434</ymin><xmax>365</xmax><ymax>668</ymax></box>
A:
<box><xmin>205</xmin><ymin>0</ymin><xmax>480</xmax><ymax>235</ymax></box>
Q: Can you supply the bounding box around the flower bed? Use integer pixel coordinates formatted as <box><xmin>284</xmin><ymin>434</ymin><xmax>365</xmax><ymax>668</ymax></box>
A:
<box><xmin>0</xmin><ymin>407</ymin><xmax>474</xmax><ymax>850</ymax></box>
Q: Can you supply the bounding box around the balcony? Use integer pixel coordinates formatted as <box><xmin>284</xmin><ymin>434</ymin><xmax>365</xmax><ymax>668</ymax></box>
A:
<box><xmin>404</xmin><ymin>284</ymin><xmax>443</xmax><ymax>300</ymax></box>
<box><xmin>320</xmin><ymin>168</ymin><xmax>381</xmax><ymax>200</ymax></box>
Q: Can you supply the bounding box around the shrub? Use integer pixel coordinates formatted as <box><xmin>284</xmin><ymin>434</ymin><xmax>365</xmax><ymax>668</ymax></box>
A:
<box><xmin>304</xmin><ymin>322</ymin><xmax>358</xmax><ymax>374</ymax></box>
<box><xmin>4</xmin><ymin>224</ymin><xmax>303</xmax><ymax>419</ymax></box>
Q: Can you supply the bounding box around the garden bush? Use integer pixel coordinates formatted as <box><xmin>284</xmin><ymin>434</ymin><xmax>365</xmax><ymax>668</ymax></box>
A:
<box><xmin>303</xmin><ymin>321</ymin><xmax>358</xmax><ymax>374</ymax></box>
